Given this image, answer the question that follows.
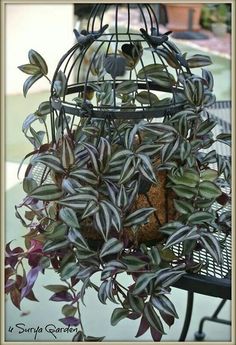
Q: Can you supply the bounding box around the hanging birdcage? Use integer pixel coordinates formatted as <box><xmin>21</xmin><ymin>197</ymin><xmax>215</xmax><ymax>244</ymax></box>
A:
<box><xmin>49</xmin><ymin>3</ymin><xmax>190</xmax><ymax>142</ymax></box>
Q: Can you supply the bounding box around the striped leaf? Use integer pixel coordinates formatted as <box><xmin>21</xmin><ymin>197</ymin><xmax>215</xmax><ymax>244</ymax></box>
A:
<box><xmin>70</xmin><ymin>168</ymin><xmax>98</xmax><ymax>185</ymax></box>
<box><xmin>138</xmin><ymin>154</ymin><xmax>157</xmax><ymax>184</ymax></box>
<box><xmin>132</xmin><ymin>272</ymin><xmax>158</xmax><ymax>295</ymax></box>
<box><xmin>196</xmin><ymin>119</ymin><xmax>217</xmax><ymax>137</ymax></box>
<box><xmin>119</xmin><ymin>156</ymin><xmax>136</xmax><ymax>184</ymax></box>
<box><xmin>173</xmin><ymin>199</ymin><xmax>194</xmax><ymax>215</ymax></box>
<box><xmin>117</xmin><ymin>185</ymin><xmax>128</xmax><ymax>208</ymax></box>
<box><xmin>18</xmin><ymin>63</ymin><xmax>42</xmax><ymax>75</ymax></box>
<box><xmin>200</xmin><ymin>233</ymin><xmax>222</xmax><ymax>264</ymax></box>
<box><xmin>23</xmin><ymin>73</ymin><xmax>43</xmax><ymax>97</ymax></box>
<box><xmin>161</xmin><ymin>137</ymin><xmax>180</xmax><ymax>162</ymax></box>
<box><xmin>199</xmin><ymin>181</ymin><xmax>222</xmax><ymax>199</ymax></box>
<box><xmin>111</xmin><ymin>308</ymin><xmax>129</xmax><ymax>326</ymax></box>
<box><xmin>202</xmin><ymin>69</ymin><xmax>214</xmax><ymax>91</ymax></box>
<box><xmin>165</xmin><ymin>226</ymin><xmax>198</xmax><ymax>249</ymax></box>
<box><xmin>82</xmin><ymin>200</ymin><xmax>99</xmax><ymax>219</ymax></box>
<box><xmin>121</xmin><ymin>256</ymin><xmax>147</xmax><ymax>272</ymax></box>
<box><xmin>59</xmin><ymin>207</ymin><xmax>79</xmax><ymax>228</ymax></box>
<box><xmin>67</xmin><ymin>228</ymin><xmax>88</xmax><ymax>248</ymax></box>
<box><xmin>98</xmin><ymin>137</ymin><xmax>111</xmax><ymax>170</ymax></box>
<box><xmin>188</xmin><ymin>211</ymin><xmax>214</xmax><ymax>225</ymax></box>
<box><xmin>171</xmin><ymin>185</ymin><xmax>196</xmax><ymax>198</ymax></box>
<box><xmin>128</xmin><ymin>293</ymin><xmax>144</xmax><ymax>313</ymax></box>
<box><xmin>57</xmin><ymin>193</ymin><xmax>97</xmax><ymax>209</ymax></box>
<box><xmin>124</xmin><ymin>208</ymin><xmax>155</xmax><ymax>227</ymax></box>
<box><xmin>168</xmin><ymin>169</ymin><xmax>200</xmax><ymax>188</ymax></box>
<box><xmin>101</xmin><ymin>200</ymin><xmax>122</xmax><ymax>232</ymax></box>
<box><xmin>109</xmin><ymin>149</ymin><xmax>132</xmax><ymax>166</ymax></box>
<box><xmin>144</xmin><ymin>303</ymin><xmax>165</xmax><ymax>334</ymax></box>
<box><xmin>28</xmin><ymin>49</ymin><xmax>48</xmax><ymax>74</ymax></box>
<box><xmin>43</xmin><ymin>239</ymin><xmax>69</xmax><ymax>253</ymax></box>
<box><xmin>136</xmin><ymin>144</ymin><xmax>161</xmax><ymax>157</ymax></box>
<box><xmin>32</xmin><ymin>154</ymin><xmax>65</xmax><ymax>173</ymax></box>
<box><xmin>60</xmin><ymin>262</ymin><xmax>80</xmax><ymax>281</ymax></box>
<box><xmin>23</xmin><ymin>177</ymin><xmax>38</xmax><ymax>194</ymax></box>
<box><xmin>82</xmin><ymin>143</ymin><xmax>99</xmax><ymax>173</ymax></box>
<box><xmin>30</xmin><ymin>184</ymin><xmax>64</xmax><ymax>201</ymax></box>
<box><xmin>100</xmin><ymin>238</ymin><xmax>123</xmax><ymax>258</ymax></box>
<box><xmin>200</xmin><ymin>169</ymin><xmax>218</xmax><ymax>182</ymax></box>
<box><xmin>151</xmin><ymin>295</ymin><xmax>178</xmax><ymax>319</ymax></box>
<box><xmin>61</xmin><ymin>137</ymin><xmax>75</xmax><ymax>169</ymax></box>
<box><xmin>187</xmin><ymin>54</ymin><xmax>212</xmax><ymax>68</ymax></box>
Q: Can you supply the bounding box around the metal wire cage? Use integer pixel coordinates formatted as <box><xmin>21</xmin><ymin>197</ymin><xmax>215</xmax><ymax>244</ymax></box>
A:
<box><xmin>50</xmin><ymin>3</ymin><xmax>190</xmax><ymax>132</ymax></box>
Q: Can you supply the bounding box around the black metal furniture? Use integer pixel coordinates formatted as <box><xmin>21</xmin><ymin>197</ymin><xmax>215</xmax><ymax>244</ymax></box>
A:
<box><xmin>173</xmin><ymin>100</ymin><xmax>231</xmax><ymax>342</ymax></box>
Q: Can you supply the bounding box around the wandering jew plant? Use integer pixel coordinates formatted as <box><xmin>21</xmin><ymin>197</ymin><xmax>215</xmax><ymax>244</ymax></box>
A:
<box><xmin>5</xmin><ymin>24</ymin><xmax>231</xmax><ymax>341</ymax></box>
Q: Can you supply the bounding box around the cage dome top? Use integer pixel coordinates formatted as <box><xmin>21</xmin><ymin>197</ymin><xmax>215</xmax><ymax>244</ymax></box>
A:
<box><xmin>50</xmin><ymin>4</ymin><xmax>194</xmax><ymax>120</ymax></box>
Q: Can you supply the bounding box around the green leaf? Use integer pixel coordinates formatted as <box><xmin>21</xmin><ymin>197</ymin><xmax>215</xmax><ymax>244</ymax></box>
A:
<box><xmin>132</xmin><ymin>272</ymin><xmax>157</xmax><ymax>295</ymax></box>
<box><xmin>200</xmin><ymin>233</ymin><xmax>222</xmax><ymax>264</ymax></box>
<box><xmin>18</xmin><ymin>64</ymin><xmax>42</xmax><ymax>75</ymax></box>
<box><xmin>196</xmin><ymin>119</ymin><xmax>217</xmax><ymax>136</ymax></box>
<box><xmin>32</xmin><ymin>154</ymin><xmax>65</xmax><ymax>173</ymax></box>
<box><xmin>57</xmin><ymin>194</ymin><xmax>97</xmax><ymax>209</ymax></box>
<box><xmin>100</xmin><ymin>238</ymin><xmax>123</xmax><ymax>258</ymax></box>
<box><xmin>23</xmin><ymin>177</ymin><xmax>38</xmax><ymax>194</ymax></box>
<box><xmin>116</xmin><ymin>80</ymin><xmax>138</xmax><ymax>94</ymax></box>
<box><xmin>188</xmin><ymin>211</ymin><xmax>215</xmax><ymax>225</ymax></box>
<box><xmin>200</xmin><ymin>169</ymin><xmax>218</xmax><ymax>181</ymax></box>
<box><xmin>61</xmin><ymin>137</ymin><xmax>75</xmax><ymax>169</ymax></box>
<box><xmin>28</xmin><ymin>49</ymin><xmax>48</xmax><ymax>74</ymax></box>
<box><xmin>173</xmin><ymin>199</ymin><xmax>194</xmax><ymax>214</ymax></box>
<box><xmin>59</xmin><ymin>207</ymin><xmax>80</xmax><ymax>228</ymax></box>
<box><xmin>144</xmin><ymin>303</ymin><xmax>165</xmax><ymax>334</ymax></box>
<box><xmin>137</xmin><ymin>63</ymin><xmax>166</xmax><ymax>78</ymax></box>
<box><xmin>119</xmin><ymin>155</ymin><xmax>136</xmax><ymax>184</ymax></box>
<box><xmin>45</xmin><ymin>222</ymin><xmax>67</xmax><ymax>241</ymax></box>
<box><xmin>151</xmin><ymin>295</ymin><xmax>178</xmax><ymax>319</ymax></box>
<box><xmin>62</xmin><ymin>304</ymin><xmax>77</xmax><ymax>317</ymax></box>
<box><xmin>124</xmin><ymin>208</ymin><xmax>155</xmax><ymax>227</ymax></box>
<box><xmin>128</xmin><ymin>293</ymin><xmax>144</xmax><ymax>313</ymax></box>
<box><xmin>199</xmin><ymin>181</ymin><xmax>222</xmax><ymax>199</ymax></box>
<box><xmin>111</xmin><ymin>308</ymin><xmax>129</xmax><ymax>326</ymax></box>
<box><xmin>165</xmin><ymin>226</ymin><xmax>199</xmax><ymax>248</ymax></box>
<box><xmin>136</xmin><ymin>91</ymin><xmax>159</xmax><ymax>105</ymax></box>
<box><xmin>171</xmin><ymin>185</ymin><xmax>196</xmax><ymax>198</ymax></box>
<box><xmin>168</xmin><ymin>169</ymin><xmax>200</xmax><ymax>188</ymax></box>
<box><xmin>44</xmin><ymin>284</ymin><xmax>68</xmax><ymax>293</ymax></box>
<box><xmin>43</xmin><ymin>239</ymin><xmax>69</xmax><ymax>253</ymax></box>
<box><xmin>187</xmin><ymin>54</ymin><xmax>212</xmax><ymax>68</ymax></box>
<box><xmin>29</xmin><ymin>184</ymin><xmax>64</xmax><ymax>201</ymax></box>
<box><xmin>37</xmin><ymin>101</ymin><xmax>51</xmax><ymax>115</ymax></box>
<box><xmin>23</xmin><ymin>73</ymin><xmax>43</xmax><ymax>97</ymax></box>
<box><xmin>60</xmin><ymin>262</ymin><xmax>80</xmax><ymax>281</ymax></box>
<box><xmin>138</xmin><ymin>153</ymin><xmax>157</xmax><ymax>184</ymax></box>
<box><xmin>121</xmin><ymin>255</ymin><xmax>147</xmax><ymax>272</ymax></box>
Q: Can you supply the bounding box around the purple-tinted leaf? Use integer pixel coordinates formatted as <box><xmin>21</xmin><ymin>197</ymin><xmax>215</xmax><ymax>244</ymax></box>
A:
<box><xmin>21</xmin><ymin>266</ymin><xmax>41</xmax><ymax>299</ymax></box>
<box><xmin>127</xmin><ymin>312</ymin><xmax>141</xmax><ymax>320</ymax></box>
<box><xmin>59</xmin><ymin>316</ymin><xmax>80</xmax><ymax>326</ymax></box>
<box><xmin>72</xmin><ymin>331</ymin><xmax>84</xmax><ymax>341</ymax></box>
<box><xmin>25</xmin><ymin>289</ymin><xmax>39</xmax><ymax>302</ymax></box>
<box><xmin>5</xmin><ymin>279</ymin><xmax>15</xmax><ymax>293</ymax></box>
<box><xmin>160</xmin><ymin>310</ymin><xmax>175</xmax><ymax>327</ymax></box>
<box><xmin>150</xmin><ymin>327</ymin><xmax>163</xmax><ymax>341</ymax></box>
<box><xmin>10</xmin><ymin>287</ymin><xmax>21</xmax><ymax>310</ymax></box>
<box><xmin>135</xmin><ymin>316</ymin><xmax>149</xmax><ymax>338</ymax></box>
<box><xmin>28</xmin><ymin>252</ymin><xmax>42</xmax><ymax>267</ymax></box>
<box><xmin>49</xmin><ymin>291</ymin><xmax>73</xmax><ymax>302</ymax></box>
<box><xmin>5</xmin><ymin>267</ymin><xmax>15</xmax><ymax>282</ymax></box>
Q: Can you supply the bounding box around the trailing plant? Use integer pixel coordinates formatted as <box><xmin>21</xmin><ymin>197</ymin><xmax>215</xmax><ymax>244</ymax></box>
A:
<box><xmin>5</xmin><ymin>29</ymin><xmax>231</xmax><ymax>342</ymax></box>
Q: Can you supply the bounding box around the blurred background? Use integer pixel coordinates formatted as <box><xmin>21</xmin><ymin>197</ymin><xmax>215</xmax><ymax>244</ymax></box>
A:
<box><xmin>5</xmin><ymin>3</ymin><xmax>231</xmax><ymax>342</ymax></box>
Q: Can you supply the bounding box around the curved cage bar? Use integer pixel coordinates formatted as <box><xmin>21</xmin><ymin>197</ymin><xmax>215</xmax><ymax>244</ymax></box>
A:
<box><xmin>50</xmin><ymin>3</ymin><xmax>191</xmax><ymax>127</ymax></box>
